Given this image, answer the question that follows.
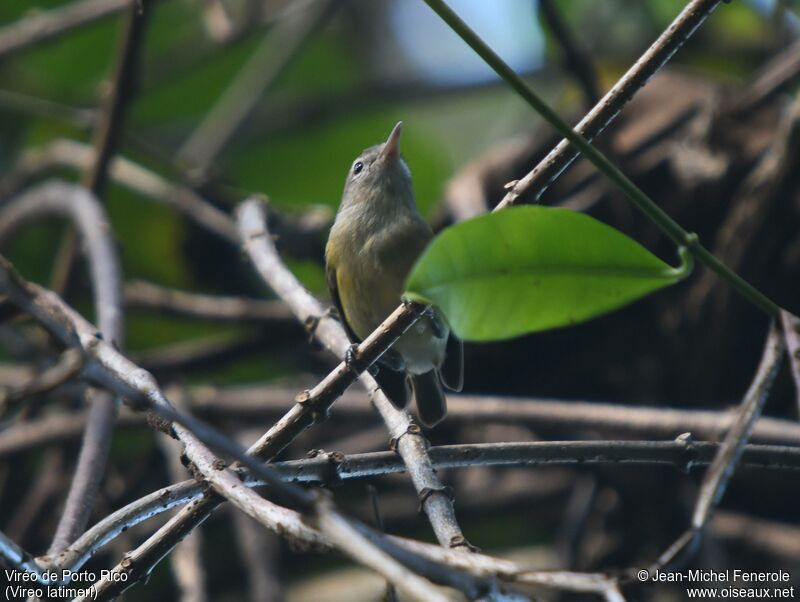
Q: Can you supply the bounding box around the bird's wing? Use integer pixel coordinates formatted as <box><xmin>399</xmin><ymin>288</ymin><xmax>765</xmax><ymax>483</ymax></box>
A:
<box><xmin>327</xmin><ymin>262</ymin><xmax>410</xmax><ymax>407</ymax></box>
<box><xmin>326</xmin><ymin>263</ymin><xmax>361</xmax><ymax>344</ymax></box>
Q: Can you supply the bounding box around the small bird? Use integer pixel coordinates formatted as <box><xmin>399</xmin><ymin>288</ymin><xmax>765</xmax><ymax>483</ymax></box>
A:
<box><xmin>325</xmin><ymin>122</ymin><xmax>463</xmax><ymax>427</ymax></box>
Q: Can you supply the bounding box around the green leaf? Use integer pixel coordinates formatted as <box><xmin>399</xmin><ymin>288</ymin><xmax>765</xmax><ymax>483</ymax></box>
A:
<box><xmin>405</xmin><ymin>206</ymin><xmax>690</xmax><ymax>341</ymax></box>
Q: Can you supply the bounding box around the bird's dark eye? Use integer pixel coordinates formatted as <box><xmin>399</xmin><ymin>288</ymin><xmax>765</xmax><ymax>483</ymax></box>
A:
<box><xmin>353</xmin><ymin>161</ymin><xmax>363</xmax><ymax>175</ymax></box>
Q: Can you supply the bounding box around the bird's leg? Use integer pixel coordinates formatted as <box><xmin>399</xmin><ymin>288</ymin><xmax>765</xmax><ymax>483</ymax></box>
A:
<box><xmin>344</xmin><ymin>343</ymin><xmax>369</xmax><ymax>373</ymax></box>
<box><xmin>426</xmin><ymin>307</ymin><xmax>447</xmax><ymax>339</ymax></box>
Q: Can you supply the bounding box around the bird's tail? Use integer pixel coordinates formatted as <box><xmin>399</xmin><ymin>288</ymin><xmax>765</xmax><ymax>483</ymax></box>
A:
<box><xmin>412</xmin><ymin>371</ymin><xmax>447</xmax><ymax>428</ymax></box>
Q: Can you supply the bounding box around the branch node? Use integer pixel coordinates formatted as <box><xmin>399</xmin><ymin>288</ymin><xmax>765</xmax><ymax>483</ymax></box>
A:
<box><xmin>388</xmin><ymin>423</ymin><xmax>423</xmax><ymax>453</ymax></box>
<box><xmin>674</xmin><ymin>432</ymin><xmax>697</xmax><ymax>473</ymax></box>
<box><xmin>448</xmin><ymin>534</ymin><xmax>479</xmax><ymax>552</ymax></box>
<box><xmin>417</xmin><ymin>485</ymin><xmax>454</xmax><ymax>514</ymax></box>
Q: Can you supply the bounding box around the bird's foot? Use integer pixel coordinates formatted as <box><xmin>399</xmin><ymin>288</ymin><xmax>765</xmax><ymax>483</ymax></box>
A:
<box><xmin>345</xmin><ymin>343</ymin><xmax>360</xmax><ymax>373</ymax></box>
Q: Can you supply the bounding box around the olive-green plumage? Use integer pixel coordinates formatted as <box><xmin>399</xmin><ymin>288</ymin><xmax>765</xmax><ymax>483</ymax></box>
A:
<box><xmin>325</xmin><ymin>122</ymin><xmax>462</xmax><ymax>427</ymax></box>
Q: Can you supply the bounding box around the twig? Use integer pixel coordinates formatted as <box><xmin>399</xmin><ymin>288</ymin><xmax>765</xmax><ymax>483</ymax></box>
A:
<box><xmin>50</xmin><ymin>0</ymin><xmax>151</xmax><ymax>294</ymax></box>
<box><xmin>687</xmin><ymin>95</ymin><xmax>800</xmax><ymax>321</ymax></box>
<box><xmin>0</xmin><ymin>348</ymin><xmax>83</xmax><ymax>415</ymax></box>
<box><xmin>237</xmin><ymin>199</ymin><xmax>469</xmax><ymax>549</ymax></box>
<box><xmin>538</xmin><ymin>0</ymin><xmax>600</xmax><ymax>107</ymax></box>
<box><xmin>176</xmin><ymin>0</ymin><xmax>336</xmax><ymax>172</ymax></box>
<box><xmin>19</xmin><ymin>437</ymin><xmax>797</xmax><ymax>587</ymax></box>
<box><xmin>124</xmin><ymin>279</ymin><xmax>294</xmax><ymax>323</ymax></box>
<box><xmin>149</xmin><ymin>429</ymin><xmax>481</xmax><ymax>602</ymax></box>
<box><xmin>0</xmin><ymin>181</ymin><xmax>124</xmax><ymax>552</ymax></box>
<box><xmin>0</xmin><ymin>410</ymin><xmax>143</xmax><ymax>458</ymax></box>
<box><xmin>648</xmin><ymin>323</ymin><xmax>785</xmax><ymax>573</ymax></box>
<box><xmin>132</xmin><ymin>330</ymin><xmax>287</xmax><ymax>376</ymax></box>
<box><xmin>0</xmin><ymin>139</ymin><xmax>330</xmax><ymax>259</ymax></box>
<box><xmin>781</xmin><ymin>310</ymin><xmax>800</xmax><ymax>414</ymax></box>
<box><xmin>158</xmin><ymin>435</ymin><xmax>208</xmax><ymax>602</ymax></box>
<box><xmin>230</xmin><ymin>512</ymin><xmax>283</xmax><ymax>602</ymax></box>
<box><xmin>492</xmin><ymin>0</ymin><xmax>722</xmax><ymax>205</ymax></box>
<box><xmin>727</xmin><ymin>38</ymin><xmax>800</xmax><ymax>114</ymax></box>
<box><xmin>0</xmin><ymin>89</ymin><xmax>97</xmax><ymax>129</ymax></box>
<box><xmin>7</xmin><ymin>386</ymin><xmax>800</xmax><ymax>459</ymax></box>
<box><xmin>0</xmin><ymin>0</ymin><xmax>132</xmax><ymax>60</ymax></box>
<box><xmin>4</xmin><ymin>451</ymin><xmax>65</xmax><ymax>542</ymax></box>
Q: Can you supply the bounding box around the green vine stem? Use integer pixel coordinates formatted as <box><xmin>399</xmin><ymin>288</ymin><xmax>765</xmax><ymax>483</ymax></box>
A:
<box><xmin>422</xmin><ymin>0</ymin><xmax>780</xmax><ymax>318</ymax></box>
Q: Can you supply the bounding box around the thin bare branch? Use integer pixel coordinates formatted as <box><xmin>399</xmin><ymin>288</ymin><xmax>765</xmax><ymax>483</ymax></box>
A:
<box><xmin>0</xmin><ymin>410</ymin><xmax>143</xmax><ymax>458</ymax></box>
<box><xmin>538</xmin><ymin>0</ymin><xmax>600</xmax><ymax>107</ymax></box>
<box><xmin>0</xmin><ymin>348</ymin><xmax>83</xmax><ymax>414</ymax></box>
<box><xmin>36</xmin><ymin>436</ymin><xmax>799</xmax><ymax>587</ymax></box>
<box><xmin>727</xmin><ymin>38</ymin><xmax>800</xmax><ymax>114</ymax></box>
<box><xmin>0</xmin><ymin>0</ymin><xmax>132</xmax><ymax>60</ymax></box>
<box><xmin>497</xmin><ymin>0</ymin><xmax>722</xmax><ymax>209</ymax></box>
<box><xmin>177</xmin><ymin>0</ymin><xmax>336</xmax><ymax>172</ymax></box>
<box><xmin>0</xmin><ymin>530</ymin><xmax>49</xmax><ymax>581</ymax></box>
<box><xmin>780</xmin><ymin>310</ymin><xmax>800</xmax><ymax>413</ymax></box>
<box><xmin>124</xmin><ymin>279</ymin><xmax>294</xmax><ymax>323</ymax></box>
<box><xmin>50</xmin><ymin>0</ymin><xmax>151</xmax><ymax>294</ymax></box>
<box><xmin>6</xmin><ymin>384</ymin><xmax>800</xmax><ymax>459</ymax></box>
<box><xmin>231</xmin><ymin>511</ymin><xmax>283</xmax><ymax>602</ymax></box>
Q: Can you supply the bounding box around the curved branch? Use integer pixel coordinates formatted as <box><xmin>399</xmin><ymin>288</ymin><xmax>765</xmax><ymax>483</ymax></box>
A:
<box><xmin>124</xmin><ymin>279</ymin><xmax>295</xmax><ymax>323</ymax></box>
<box><xmin>0</xmin><ymin>180</ymin><xmax>124</xmax><ymax>552</ymax></box>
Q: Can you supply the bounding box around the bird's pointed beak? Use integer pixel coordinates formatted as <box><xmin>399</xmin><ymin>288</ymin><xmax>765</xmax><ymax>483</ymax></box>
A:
<box><xmin>380</xmin><ymin>121</ymin><xmax>403</xmax><ymax>162</ymax></box>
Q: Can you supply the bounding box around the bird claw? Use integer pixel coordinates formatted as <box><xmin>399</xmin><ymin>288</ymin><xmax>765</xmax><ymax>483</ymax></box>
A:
<box><xmin>345</xmin><ymin>343</ymin><xmax>359</xmax><ymax>371</ymax></box>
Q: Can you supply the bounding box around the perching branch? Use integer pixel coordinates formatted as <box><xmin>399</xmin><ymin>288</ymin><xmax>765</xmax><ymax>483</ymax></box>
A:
<box><xmin>50</xmin><ymin>0</ymin><xmax>151</xmax><ymax>294</ymax></box>
<box><xmin>0</xmin><ymin>139</ymin><xmax>330</xmax><ymax>259</ymax></box>
<box><xmin>14</xmin><ymin>436</ymin><xmax>796</xmax><ymax>585</ymax></box>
